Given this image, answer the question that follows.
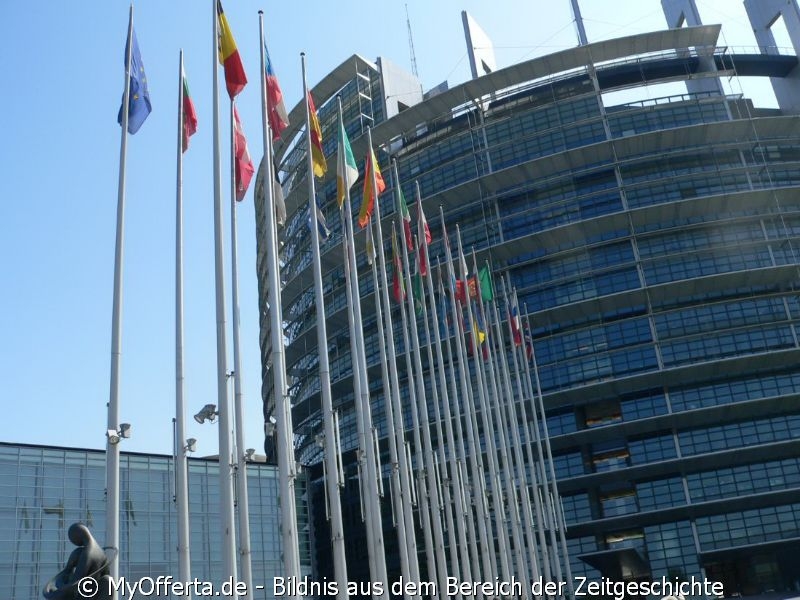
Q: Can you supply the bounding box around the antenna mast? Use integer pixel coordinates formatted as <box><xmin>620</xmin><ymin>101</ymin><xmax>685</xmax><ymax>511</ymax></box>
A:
<box><xmin>406</xmin><ymin>4</ymin><xmax>419</xmax><ymax>78</ymax></box>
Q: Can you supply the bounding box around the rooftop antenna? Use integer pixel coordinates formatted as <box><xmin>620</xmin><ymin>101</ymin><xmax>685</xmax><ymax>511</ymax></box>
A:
<box><xmin>406</xmin><ymin>4</ymin><xmax>419</xmax><ymax>78</ymax></box>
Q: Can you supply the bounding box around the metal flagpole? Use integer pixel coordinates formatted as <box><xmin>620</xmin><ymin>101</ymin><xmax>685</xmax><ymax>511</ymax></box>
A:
<box><xmin>211</xmin><ymin>0</ymin><xmax>237</xmax><ymax>582</ymax></box>
<box><xmin>229</xmin><ymin>97</ymin><xmax>253</xmax><ymax>599</ymax></box>
<box><xmin>455</xmin><ymin>227</ymin><xmax>511</xmax><ymax>584</ymax></box>
<box><xmin>435</xmin><ymin>262</ymin><xmax>482</xmax><ymax>585</ymax></box>
<box><xmin>504</xmin><ymin>282</ymin><xmax>551</xmax><ymax>586</ymax></box>
<box><xmin>472</xmin><ymin>253</ymin><xmax>528</xmax><ymax>597</ymax></box>
<box><xmin>522</xmin><ymin>300</ymin><xmax>573</xmax><ymax>597</ymax></box>
<box><xmin>439</xmin><ymin>210</ymin><xmax>494</xmax><ymax>584</ymax></box>
<box><xmin>341</xmin><ymin>161</ymin><xmax>389</xmax><ymax>600</ymax></box>
<box><xmin>332</xmin><ymin>102</ymin><xmax>383</xmax><ymax>594</ymax></box>
<box><xmin>367</xmin><ymin>131</ymin><xmax>419</xmax><ymax>595</ymax></box>
<box><xmin>106</xmin><ymin>6</ymin><xmax>134</xmax><ymax>590</ymax></box>
<box><xmin>337</xmin><ymin>202</ymin><xmax>378</xmax><ymax>584</ymax></box>
<box><xmin>395</xmin><ymin>232</ymin><xmax>438</xmax><ymax>596</ymax></box>
<box><xmin>491</xmin><ymin>280</ymin><xmax>541</xmax><ymax>591</ymax></box>
<box><xmin>515</xmin><ymin>291</ymin><xmax>559</xmax><ymax>586</ymax></box>
<box><xmin>174</xmin><ymin>49</ymin><xmax>192</xmax><ymax>596</ymax></box>
<box><xmin>300</xmin><ymin>66</ymin><xmax>348</xmax><ymax>598</ymax></box>
<box><xmin>394</xmin><ymin>217</ymin><xmax>438</xmax><ymax>595</ymax></box>
<box><xmin>399</xmin><ymin>233</ymin><xmax>449</xmax><ymax>598</ymax></box>
<box><xmin>420</xmin><ymin>236</ymin><xmax>472</xmax><ymax>590</ymax></box>
<box><xmin>366</xmin><ymin>226</ymin><xmax>414</xmax><ymax>598</ymax></box>
<box><xmin>412</xmin><ymin>184</ymin><xmax>461</xmax><ymax>588</ymax></box>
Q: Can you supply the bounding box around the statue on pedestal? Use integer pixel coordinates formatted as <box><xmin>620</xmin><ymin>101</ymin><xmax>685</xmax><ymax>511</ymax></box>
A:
<box><xmin>43</xmin><ymin>523</ymin><xmax>114</xmax><ymax>600</ymax></box>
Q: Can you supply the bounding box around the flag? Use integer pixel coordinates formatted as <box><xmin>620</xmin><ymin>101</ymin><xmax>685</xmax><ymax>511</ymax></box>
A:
<box><xmin>509</xmin><ymin>305</ymin><xmax>522</xmax><ymax>346</ymax></box>
<box><xmin>478</xmin><ymin>265</ymin><xmax>494</xmax><ymax>301</ymax></box>
<box><xmin>336</xmin><ymin>120</ymin><xmax>359</xmax><ymax>208</ymax></box>
<box><xmin>359</xmin><ymin>147</ymin><xmax>385</xmax><ymax>228</ymax></box>
<box><xmin>418</xmin><ymin>199</ymin><xmax>432</xmax><ymax>246</ymax></box>
<box><xmin>412</xmin><ymin>269</ymin><xmax>424</xmax><ymax>316</ymax></box>
<box><xmin>308</xmin><ymin>198</ymin><xmax>330</xmax><ymax>242</ymax></box>
<box><xmin>272</xmin><ymin>156</ymin><xmax>286</xmax><ymax>225</ymax></box>
<box><xmin>524</xmin><ymin>326</ymin><xmax>534</xmax><ymax>362</ymax></box>
<box><xmin>233</xmin><ymin>105</ymin><xmax>254</xmax><ymax>201</ymax></box>
<box><xmin>264</xmin><ymin>41</ymin><xmax>288</xmax><ymax>139</ymax></box>
<box><xmin>397</xmin><ymin>188</ymin><xmax>414</xmax><ymax>252</ymax></box>
<box><xmin>366</xmin><ymin>223</ymin><xmax>376</xmax><ymax>266</ymax></box>
<box><xmin>217</xmin><ymin>0</ymin><xmax>247</xmax><ymax>99</ymax></box>
<box><xmin>117</xmin><ymin>26</ymin><xmax>151</xmax><ymax>134</ymax></box>
<box><xmin>307</xmin><ymin>92</ymin><xmax>327</xmax><ymax>177</ymax></box>
<box><xmin>181</xmin><ymin>67</ymin><xmax>198</xmax><ymax>152</ymax></box>
<box><xmin>455</xmin><ymin>279</ymin><xmax>467</xmax><ymax>305</ymax></box>
<box><xmin>391</xmin><ymin>229</ymin><xmax>405</xmax><ymax>303</ymax></box>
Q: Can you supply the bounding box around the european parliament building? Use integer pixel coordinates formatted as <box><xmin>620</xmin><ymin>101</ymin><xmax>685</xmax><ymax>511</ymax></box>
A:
<box><xmin>258</xmin><ymin>0</ymin><xmax>800</xmax><ymax>595</ymax></box>
<box><xmin>0</xmin><ymin>442</ymin><xmax>311</xmax><ymax>600</ymax></box>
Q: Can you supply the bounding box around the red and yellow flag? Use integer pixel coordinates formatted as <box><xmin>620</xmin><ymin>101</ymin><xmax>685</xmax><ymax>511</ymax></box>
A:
<box><xmin>307</xmin><ymin>92</ymin><xmax>327</xmax><ymax>178</ymax></box>
<box><xmin>359</xmin><ymin>147</ymin><xmax>385</xmax><ymax>228</ymax></box>
<box><xmin>217</xmin><ymin>1</ymin><xmax>247</xmax><ymax>99</ymax></box>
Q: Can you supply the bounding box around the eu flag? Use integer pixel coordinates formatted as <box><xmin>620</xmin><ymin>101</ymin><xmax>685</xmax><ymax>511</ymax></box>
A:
<box><xmin>117</xmin><ymin>27</ymin><xmax>151</xmax><ymax>134</ymax></box>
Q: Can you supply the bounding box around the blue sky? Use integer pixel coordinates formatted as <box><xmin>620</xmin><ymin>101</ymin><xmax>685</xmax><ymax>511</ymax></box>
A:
<box><xmin>0</xmin><ymin>1</ymin><xmax>781</xmax><ymax>458</ymax></box>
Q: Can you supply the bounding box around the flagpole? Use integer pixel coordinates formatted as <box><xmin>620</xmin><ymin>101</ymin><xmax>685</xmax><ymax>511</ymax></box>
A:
<box><xmin>455</xmin><ymin>227</ymin><xmax>512</xmax><ymax>586</ymax></box>
<box><xmin>439</xmin><ymin>210</ymin><xmax>495</xmax><ymax>584</ymax></box>
<box><xmin>229</xmin><ymin>97</ymin><xmax>253</xmax><ymax>599</ymax></box>
<box><xmin>174</xmin><ymin>49</ymin><xmax>193</xmax><ymax>595</ymax></box>
<box><xmin>521</xmin><ymin>300</ymin><xmax>573</xmax><ymax>597</ymax></box>
<box><xmin>338</xmin><ymin>123</ymin><xmax>389</xmax><ymax>597</ymax></box>
<box><xmin>472</xmin><ymin>254</ymin><xmax>529</xmax><ymax>597</ymax></box>
<box><xmin>411</xmin><ymin>184</ymin><xmax>461</xmax><ymax>588</ymax></box>
<box><xmin>298</xmin><ymin>86</ymin><xmax>348</xmax><ymax>599</ymax></box>
<box><xmin>106</xmin><ymin>5</ymin><xmax>133</xmax><ymax>590</ymax></box>
<box><xmin>399</xmin><ymin>228</ymin><xmax>449</xmax><ymax>598</ymax></box>
<box><xmin>434</xmin><ymin>261</ymin><xmax>482</xmax><ymax>585</ymax></box>
<box><xmin>367</xmin><ymin>232</ymin><xmax>414</xmax><ymax>598</ymax></box>
<box><xmin>499</xmin><ymin>279</ymin><xmax>544</xmax><ymax>590</ymax></box>
<box><xmin>491</xmin><ymin>280</ymin><xmax>541</xmax><ymax>591</ymax></box>
<box><xmin>367</xmin><ymin>135</ymin><xmax>419</xmax><ymax>595</ymax></box>
<box><xmin>394</xmin><ymin>218</ymin><xmax>438</xmax><ymax>595</ymax></box>
<box><xmin>211</xmin><ymin>0</ymin><xmax>237</xmax><ymax>582</ymax></box>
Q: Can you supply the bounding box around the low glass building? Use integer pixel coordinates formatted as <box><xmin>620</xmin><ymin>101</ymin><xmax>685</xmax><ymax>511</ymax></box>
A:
<box><xmin>0</xmin><ymin>442</ymin><xmax>311</xmax><ymax>600</ymax></box>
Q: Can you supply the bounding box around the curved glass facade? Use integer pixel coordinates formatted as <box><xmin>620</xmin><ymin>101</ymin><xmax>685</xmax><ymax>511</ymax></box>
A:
<box><xmin>259</xmin><ymin>26</ymin><xmax>800</xmax><ymax>593</ymax></box>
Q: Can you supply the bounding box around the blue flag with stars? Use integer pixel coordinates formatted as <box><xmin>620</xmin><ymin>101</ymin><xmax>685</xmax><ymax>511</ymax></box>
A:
<box><xmin>117</xmin><ymin>26</ymin><xmax>151</xmax><ymax>134</ymax></box>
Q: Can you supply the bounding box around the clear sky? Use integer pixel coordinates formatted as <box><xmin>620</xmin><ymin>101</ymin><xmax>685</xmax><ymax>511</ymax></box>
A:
<box><xmin>0</xmin><ymin>1</ymin><xmax>784</xmax><ymax>458</ymax></box>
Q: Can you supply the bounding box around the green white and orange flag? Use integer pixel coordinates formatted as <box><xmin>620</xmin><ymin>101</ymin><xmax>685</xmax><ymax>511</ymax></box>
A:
<box><xmin>359</xmin><ymin>147</ymin><xmax>385</xmax><ymax>228</ymax></box>
<box><xmin>217</xmin><ymin>0</ymin><xmax>247</xmax><ymax>99</ymax></box>
<box><xmin>181</xmin><ymin>66</ymin><xmax>198</xmax><ymax>152</ymax></box>
<box><xmin>336</xmin><ymin>119</ymin><xmax>358</xmax><ymax>208</ymax></box>
<box><xmin>307</xmin><ymin>92</ymin><xmax>327</xmax><ymax>178</ymax></box>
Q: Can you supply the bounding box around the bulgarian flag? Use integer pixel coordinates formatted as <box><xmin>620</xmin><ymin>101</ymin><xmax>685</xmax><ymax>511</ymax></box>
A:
<box><xmin>359</xmin><ymin>147</ymin><xmax>385</xmax><ymax>228</ymax></box>
<box><xmin>397</xmin><ymin>187</ymin><xmax>414</xmax><ymax>252</ymax></box>
<box><xmin>181</xmin><ymin>67</ymin><xmax>198</xmax><ymax>153</ymax></box>
<box><xmin>217</xmin><ymin>1</ymin><xmax>247</xmax><ymax>99</ymax></box>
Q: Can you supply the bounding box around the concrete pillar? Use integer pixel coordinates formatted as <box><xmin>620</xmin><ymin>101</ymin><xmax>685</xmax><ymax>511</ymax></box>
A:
<box><xmin>744</xmin><ymin>0</ymin><xmax>800</xmax><ymax>113</ymax></box>
<box><xmin>661</xmin><ymin>0</ymin><xmax>724</xmax><ymax>96</ymax></box>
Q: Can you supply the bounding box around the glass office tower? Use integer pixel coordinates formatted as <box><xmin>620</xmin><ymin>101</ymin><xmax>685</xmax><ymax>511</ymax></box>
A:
<box><xmin>0</xmin><ymin>443</ymin><xmax>311</xmax><ymax>600</ymax></box>
<box><xmin>258</xmin><ymin>18</ymin><xmax>800</xmax><ymax>595</ymax></box>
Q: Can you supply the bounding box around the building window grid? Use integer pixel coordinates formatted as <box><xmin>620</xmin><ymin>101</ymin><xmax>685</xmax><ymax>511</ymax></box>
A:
<box><xmin>678</xmin><ymin>414</ymin><xmax>800</xmax><ymax>457</ymax></box>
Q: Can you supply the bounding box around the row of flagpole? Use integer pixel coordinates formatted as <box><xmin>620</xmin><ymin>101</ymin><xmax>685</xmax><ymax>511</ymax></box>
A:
<box><xmin>108</xmin><ymin>1</ymin><xmax>575</xmax><ymax>597</ymax></box>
